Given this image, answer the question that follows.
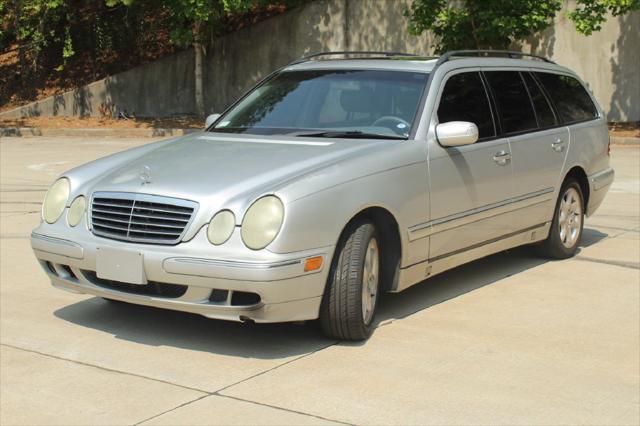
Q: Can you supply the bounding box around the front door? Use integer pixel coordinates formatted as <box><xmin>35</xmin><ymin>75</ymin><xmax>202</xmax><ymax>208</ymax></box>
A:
<box><xmin>427</xmin><ymin>70</ymin><xmax>515</xmax><ymax>260</ymax></box>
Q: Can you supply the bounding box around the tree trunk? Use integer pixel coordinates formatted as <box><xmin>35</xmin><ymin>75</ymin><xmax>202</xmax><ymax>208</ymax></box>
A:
<box><xmin>193</xmin><ymin>41</ymin><xmax>205</xmax><ymax>117</ymax></box>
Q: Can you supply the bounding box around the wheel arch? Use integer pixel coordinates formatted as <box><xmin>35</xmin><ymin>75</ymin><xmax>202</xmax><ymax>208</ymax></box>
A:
<box><xmin>563</xmin><ymin>165</ymin><xmax>590</xmax><ymax>213</ymax></box>
<box><xmin>334</xmin><ymin>206</ymin><xmax>402</xmax><ymax>293</ymax></box>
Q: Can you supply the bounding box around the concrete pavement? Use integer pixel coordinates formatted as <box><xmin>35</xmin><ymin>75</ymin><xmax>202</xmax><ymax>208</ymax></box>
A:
<box><xmin>1</xmin><ymin>137</ymin><xmax>638</xmax><ymax>425</ymax></box>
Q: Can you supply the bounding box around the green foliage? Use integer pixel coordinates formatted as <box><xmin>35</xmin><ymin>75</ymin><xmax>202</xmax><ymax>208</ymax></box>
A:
<box><xmin>1</xmin><ymin>0</ymin><xmax>301</xmax><ymax>107</ymax></box>
<box><xmin>569</xmin><ymin>0</ymin><xmax>640</xmax><ymax>35</ymax></box>
<box><xmin>106</xmin><ymin>0</ymin><xmax>288</xmax><ymax>46</ymax></box>
<box><xmin>406</xmin><ymin>0</ymin><xmax>640</xmax><ymax>53</ymax></box>
<box><xmin>406</xmin><ymin>0</ymin><xmax>563</xmax><ymax>53</ymax></box>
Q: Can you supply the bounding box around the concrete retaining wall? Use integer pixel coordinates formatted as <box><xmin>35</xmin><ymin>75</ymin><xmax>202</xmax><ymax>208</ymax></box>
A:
<box><xmin>1</xmin><ymin>0</ymin><xmax>638</xmax><ymax>122</ymax></box>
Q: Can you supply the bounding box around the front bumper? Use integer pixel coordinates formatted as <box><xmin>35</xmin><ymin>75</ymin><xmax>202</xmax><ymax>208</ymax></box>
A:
<box><xmin>31</xmin><ymin>223</ymin><xmax>333</xmax><ymax>323</ymax></box>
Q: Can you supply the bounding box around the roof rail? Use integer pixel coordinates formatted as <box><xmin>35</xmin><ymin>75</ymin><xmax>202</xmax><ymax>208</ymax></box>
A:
<box><xmin>290</xmin><ymin>51</ymin><xmax>418</xmax><ymax>65</ymax></box>
<box><xmin>436</xmin><ymin>50</ymin><xmax>555</xmax><ymax>65</ymax></box>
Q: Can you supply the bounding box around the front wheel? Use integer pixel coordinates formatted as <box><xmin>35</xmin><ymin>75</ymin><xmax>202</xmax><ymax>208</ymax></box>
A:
<box><xmin>320</xmin><ymin>221</ymin><xmax>380</xmax><ymax>341</ymax></box>
<box><xmin>537</xmin><ymin>179</ymin><xmax>584</xmax><ymax>259</ymax></box>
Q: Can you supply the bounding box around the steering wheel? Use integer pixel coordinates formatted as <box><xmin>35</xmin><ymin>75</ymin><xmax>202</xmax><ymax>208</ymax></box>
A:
<box><xmin>372</xmin><ymin>116</ymin><xmax>411</xmax><ymax>135</ymax></box>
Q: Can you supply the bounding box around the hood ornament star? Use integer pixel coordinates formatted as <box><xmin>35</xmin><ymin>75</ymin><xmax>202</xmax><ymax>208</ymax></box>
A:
<box><xmin>140</xmin><ymin>165</ymin><xmax>152</xmax><ymax>185</ymax></box>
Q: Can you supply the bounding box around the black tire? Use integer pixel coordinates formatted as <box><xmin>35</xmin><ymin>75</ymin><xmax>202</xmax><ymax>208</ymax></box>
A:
<box><xmin>320</xmin><ymin>220</ymin><xmax>380</xmax><ymax>341</ymax></box>
<box><xmin>537</xmin><ymin>179</ymin><xmax>585</xmax><ymax>259</ymax></box>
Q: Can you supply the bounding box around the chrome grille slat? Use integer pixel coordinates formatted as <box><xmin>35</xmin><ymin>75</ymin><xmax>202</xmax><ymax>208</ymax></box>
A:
<box><xmin>92</xmin><ymin>213</ymin><xmax>130</xmax><ymax>223</ymax></box>
<box><xmin>92</xmin><ymin>208</ymin><xmax>132</xmax><ymax>216</ymax></box>
<box><xmin>131</xmin><ymin>220</ymin><xmax>186</xmax><ymax>229</ymax></box>
<box><xmin>93</xmin><ymin>201</ymin><xmax>134</xmax><ymax>209</ymax></box>
<box><xmin>92</xmin><ymin>220</ymin><xmax>129</xmax><ymax>231</ymax></box>
<box><xmin>131</xmin><ymin>209</ymin><xmax>191</xmax><ymax>220</ymax></box>
<box><xmin>133</xmin><ymin>204</ymin><xmax>193</xmax><ymax>214</ymax></box>
<box><xmin>128</xmin><ymin>228</ymin><xmax>182</xmax><ymax>236</ymax></box>
<box><xmin>90</xmin><ymin>192</ymin><xmax>198</xmax><ymax>245</ymax></box>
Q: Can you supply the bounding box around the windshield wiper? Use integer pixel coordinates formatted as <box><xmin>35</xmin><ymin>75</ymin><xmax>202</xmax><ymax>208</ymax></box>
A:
<box><xmin>293</xmin><ymin>130</ymin><xmax>408</xmax><ymax>140</ymax></box>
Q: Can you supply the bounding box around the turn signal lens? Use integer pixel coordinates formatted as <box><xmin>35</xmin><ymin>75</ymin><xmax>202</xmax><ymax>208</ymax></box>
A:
<box><xmin>304</xmin><ymin>256</ymin><xmax>323</xmax><ymax>272</ymax></box>
<box><xmin>67</xmin><ymin>196</ymin><xmax>86</xmax><ymax>227</ymax></box>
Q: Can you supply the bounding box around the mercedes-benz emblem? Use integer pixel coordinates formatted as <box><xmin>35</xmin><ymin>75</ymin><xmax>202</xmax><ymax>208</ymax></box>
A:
<box><xmin>140</xmin><ymin>165</ymin><xmax>152</xmax><ymax>185</ymax></box>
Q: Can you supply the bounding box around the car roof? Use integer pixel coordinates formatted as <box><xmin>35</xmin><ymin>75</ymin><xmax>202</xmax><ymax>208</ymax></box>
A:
<box><xmin>283</xmin><ymin>56</ymin><xmax>574</xmax><ymax>76</ymax></box>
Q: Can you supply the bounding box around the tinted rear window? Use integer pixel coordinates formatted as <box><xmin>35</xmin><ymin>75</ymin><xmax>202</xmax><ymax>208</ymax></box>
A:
<box><xmin>535</xmin><ymin>73</ymin><xmax>598</xmax><ymax>123</ymax></box>
<box><xmin>485</xmin><ymin>71</ymin><xmax>537</xmax><ymax>134</ymax></box>
<box><xmin>522</xmin><ymin>72</ymin><xmax>557</xmax><ymax>128</ymax></box>
<box><xmin>437</xmin><ymin>72</ymin><xmax>495</xmax><ymax>139</ymax></box>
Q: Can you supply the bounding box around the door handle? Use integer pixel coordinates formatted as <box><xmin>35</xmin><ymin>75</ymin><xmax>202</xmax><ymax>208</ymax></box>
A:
<box><xmin>492</xmin><ymin>150</ymin><xmax>511</xmax><ymax>165</ymax></box>
<box><xmin>551</xmin><ymin>138</ymin><xmax>565</xmax><ymax>152</ymax></box>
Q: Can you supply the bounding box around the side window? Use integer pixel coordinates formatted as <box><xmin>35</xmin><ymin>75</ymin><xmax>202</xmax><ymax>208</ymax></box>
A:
<box><xmin>437</xmin><ymin>72</ymin><xmax>495</xmax><ymax>139</ymax></box>
<box><xmin>484</xmin><ymin>71</ymin><xmax>537</xmax><ymax>134</ymax></box>
<box><xmin>535</xmin><ymin>72</ymin><xmax>598</xmax><ymax>123</ymax></box>
<box><xmin>522</xmin><ymin>72</ymin><xmax>557</xmax><ymax>128</ymax></box>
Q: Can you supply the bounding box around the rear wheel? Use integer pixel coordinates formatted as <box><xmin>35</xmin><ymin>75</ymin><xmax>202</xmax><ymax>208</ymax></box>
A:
<box><xmin>538</xmin><ymin>179</ymin><xmax>584</xmax><ymax>259</ymax></box>
<box><xmin>320</xmin><ymin>221</ymin><xmax>380</xmax><ymax>341</ymax></box>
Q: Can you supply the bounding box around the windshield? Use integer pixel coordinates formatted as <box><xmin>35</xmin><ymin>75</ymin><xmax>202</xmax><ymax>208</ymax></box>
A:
<box><xmin>211</xmin><ymin>69</ymin><xmax>428</xmax><ymax>139</ymax></box>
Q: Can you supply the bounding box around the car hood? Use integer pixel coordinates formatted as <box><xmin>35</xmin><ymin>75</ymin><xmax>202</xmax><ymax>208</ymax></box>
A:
<box><xmin>85</xmin><ymin>132</ymin><xmax>389</xmax><ymax>212</ymax></box>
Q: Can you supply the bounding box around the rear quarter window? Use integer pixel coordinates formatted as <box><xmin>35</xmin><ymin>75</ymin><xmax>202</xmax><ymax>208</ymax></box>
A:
<box><xmin>535</xmin><ymin>73</ymin><xmax>598</xmax><ymax>124</ymax></box>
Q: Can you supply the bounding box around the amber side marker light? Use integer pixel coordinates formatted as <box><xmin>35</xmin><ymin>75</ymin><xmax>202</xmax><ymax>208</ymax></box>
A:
<box><xmin>304</xmin><ymin>256</ymin><xmax>323</xmax><ymax>272</ymax></box>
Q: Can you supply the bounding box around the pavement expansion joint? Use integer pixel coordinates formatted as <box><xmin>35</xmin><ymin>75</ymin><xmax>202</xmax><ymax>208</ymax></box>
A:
<box><xmin>574</xmin><ymin>256</ymin><xmax>640</xmax><ymax>270</ymax></box>
<box><xmin>0</xmin><ymin>343</ymin><xmax>210</xmax><ymax>394</ymax></box>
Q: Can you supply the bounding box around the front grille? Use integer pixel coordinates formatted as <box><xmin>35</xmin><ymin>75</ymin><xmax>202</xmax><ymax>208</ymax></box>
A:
<box><xmin>90</xmin><ymin>192</ymin><xmax>198</xmax><ymax>245</ymax></box>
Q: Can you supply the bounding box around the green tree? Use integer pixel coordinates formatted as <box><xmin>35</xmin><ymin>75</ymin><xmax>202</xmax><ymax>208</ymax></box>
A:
<box><xmin>569</xmin><ymin>0</ymin><xmax>640</xmax><ymax>35</ymax></box>
<box><xmin>406</xmin><ymin>0</ymin><xmax>640</xmax><ymax>53</ymax></box>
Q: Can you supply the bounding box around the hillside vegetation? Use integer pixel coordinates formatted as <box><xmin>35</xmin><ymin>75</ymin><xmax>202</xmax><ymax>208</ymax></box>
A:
<box><xmin>0</xmin><ymin>0</ymin><xmax>305</xmax><ymax>112</ymax></box>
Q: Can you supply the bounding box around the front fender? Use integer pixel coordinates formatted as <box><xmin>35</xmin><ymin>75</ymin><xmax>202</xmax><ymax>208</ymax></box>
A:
<box><xmin>268</xmin><ymin>161</ymin><xmax>430</xmax><ymax>269</ymax></box>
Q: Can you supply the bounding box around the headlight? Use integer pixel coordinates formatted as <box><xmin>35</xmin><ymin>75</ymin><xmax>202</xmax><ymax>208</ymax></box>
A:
<box><xmin>241</xmin><ymin>196</ymin><xmax>284</xmax><ymax>250</ymax></box>
<box><xmin>207</xmin><ymin>210</ymin><xmax>235</xmax><ymax>245</ymax></box>
<box><xmin>42</xmin><ymin>178</ymin><xmax>70</xmax><ymax>224</ymax></box>
<box><xmin>67</xmin><ymin>196</ymin><xmax>86</xmax><ymax>227</ymax></box>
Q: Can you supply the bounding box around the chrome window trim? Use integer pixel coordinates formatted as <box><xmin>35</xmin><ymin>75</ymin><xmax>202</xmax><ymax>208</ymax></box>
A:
<box><xmin>89</xmin><ymin>191</ymin><xmax>199</xmax><ymax>245</ymax></box>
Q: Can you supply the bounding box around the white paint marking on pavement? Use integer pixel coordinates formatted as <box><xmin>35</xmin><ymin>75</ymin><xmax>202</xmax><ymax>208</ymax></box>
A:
<box><xmin>27</xmin><ymin>161</ymin><xmax>70</xmax><ymax>173</ymax></box>
<box><xmin>610</xmin><ymin>181</ymin><xmax>640</xmax><ymax>194</ymax></box>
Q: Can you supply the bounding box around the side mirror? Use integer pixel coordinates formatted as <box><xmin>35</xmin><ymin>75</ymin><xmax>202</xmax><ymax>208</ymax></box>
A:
<box><xmin>436</xmin><ymin>121</ymin><xmax>478</xmax><ymax>147</ymax></box>
<box><xmin>205</xmin><ymin>113</ymin><xmax>221</xmax><ymax>129</ymax></box>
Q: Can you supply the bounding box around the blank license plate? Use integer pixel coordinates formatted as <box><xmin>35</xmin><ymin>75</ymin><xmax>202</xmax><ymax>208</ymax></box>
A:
<box><xmin>96</xmin><ymin>247</ymin><xmax>147</xmax><ymax>285</ymax></box>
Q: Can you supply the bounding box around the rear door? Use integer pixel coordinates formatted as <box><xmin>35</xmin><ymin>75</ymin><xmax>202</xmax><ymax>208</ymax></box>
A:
<box><xmin>483</xmin><ymin>70</ymin><xmax>569</xmax><ymax>231</ymax></box>
<box><xmin>426</xmin><ymin>70</ymin><xmax>515</xmax><ymax>260</ymax></box>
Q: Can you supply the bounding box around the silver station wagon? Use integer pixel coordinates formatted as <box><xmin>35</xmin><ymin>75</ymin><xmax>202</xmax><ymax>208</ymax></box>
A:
<box><xmin>32</xmin><ymin>50</ymin><xmax>614</xmax><ymax>340</ymax></box>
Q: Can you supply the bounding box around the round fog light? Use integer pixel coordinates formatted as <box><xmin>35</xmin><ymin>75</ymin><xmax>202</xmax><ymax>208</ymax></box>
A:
<box><xmin>67</xmin><ymin>196</ymin><xmax>86</xmax><ymax>227</ymax></box>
